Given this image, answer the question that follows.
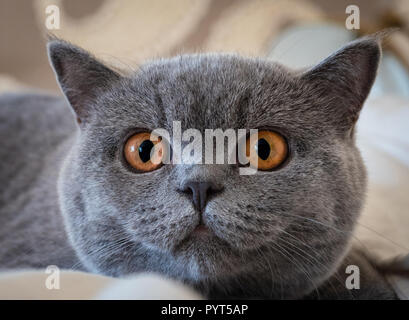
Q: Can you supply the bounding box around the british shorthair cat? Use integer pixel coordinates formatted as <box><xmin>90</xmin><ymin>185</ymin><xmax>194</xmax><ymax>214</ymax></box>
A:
<box><xmin>0</xmin><ymin>35</ymin><xmax>396</xmax><ymax>299</ymax></box>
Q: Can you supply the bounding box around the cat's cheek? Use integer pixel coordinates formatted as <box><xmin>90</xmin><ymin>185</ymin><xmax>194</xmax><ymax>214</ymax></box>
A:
<box><xmin>122</xmin><ymin>207</ymin><xmax>198</xmax><ymax>251</ymax></box>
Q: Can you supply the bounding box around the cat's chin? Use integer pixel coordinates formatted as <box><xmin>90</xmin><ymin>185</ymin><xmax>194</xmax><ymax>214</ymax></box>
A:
<box><xmin>173</xmin><ymin>225</ymin><xmax>222</xmax><ymax>253</ymax></box>
<box><xmin>170</xmin><ymin>229</ymin><xmax>249</xmax><ymax>280</ymax></box>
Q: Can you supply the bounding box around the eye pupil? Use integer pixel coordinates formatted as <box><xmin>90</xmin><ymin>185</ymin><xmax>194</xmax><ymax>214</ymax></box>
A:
<box><xmin>256</xmin><ymin>138</ymin><xmax>270</xmax><ymax>160</ymax></box>
<box><xmin>139</xmin><ymin>140</ymin><xmax>154</xmax><ymax>163</ymax></box>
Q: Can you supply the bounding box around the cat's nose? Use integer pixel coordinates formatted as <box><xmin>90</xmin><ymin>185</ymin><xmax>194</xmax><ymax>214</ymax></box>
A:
<box><xmin>181</xmin><ymin>181</ymin><xmax>223</xmax><ymax>212</ymax></box>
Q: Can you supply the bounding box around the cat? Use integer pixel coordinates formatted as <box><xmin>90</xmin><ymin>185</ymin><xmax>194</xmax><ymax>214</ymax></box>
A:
<box><xmin>0</xmin><ymin>35</ymin><xmax>397</xmax><ymax>299</ymax></box>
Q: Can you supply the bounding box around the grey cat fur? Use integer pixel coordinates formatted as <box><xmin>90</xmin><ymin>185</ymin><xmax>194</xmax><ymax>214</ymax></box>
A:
<box><xmin>0</xmin><ymin>36</ymin><xmax>396</xmax><ymax>299</ymax></box>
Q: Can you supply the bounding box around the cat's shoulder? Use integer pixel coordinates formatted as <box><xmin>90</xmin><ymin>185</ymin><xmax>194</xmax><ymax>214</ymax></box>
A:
<box><xmin>309</xmin><ymin>248</ymin><xmax>398</xmax><ymax>300</ymax></box>
<box><xmin>0</xmin><ymin>91</ymin><xmax>74</xmax><ymax>129</ymax></box>
<box><xmin>0</xmin><ymin>91</ymin><xmax>80</xmax><ymax>270</ymax></box>
<box><xmin>0</xmin><ymin>91</ymin><xmax>76</xmax><ymax>207</ymax></box>
<box><xmin>0</xmin><ymin>90</ymin><xmax>76</xmax><ymax>153</ymax></box>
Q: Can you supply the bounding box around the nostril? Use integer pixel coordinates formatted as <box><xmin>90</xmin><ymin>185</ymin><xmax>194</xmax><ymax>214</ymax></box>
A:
<box><xmin>181</xmin><ymin>185</ymin><xmax>193</xmax><ymax>195</ymax></box>
<box><xmin>180</xmin><ymin>181</ymin><xmax>223</xmax><ymax>212</ymax></box>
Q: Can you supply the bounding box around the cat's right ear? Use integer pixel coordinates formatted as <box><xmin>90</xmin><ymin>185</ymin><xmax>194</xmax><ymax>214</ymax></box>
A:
<box><xmin>47</xmin><ymin>39</ymin><xmax>121</xmax><ymax>125</ymax></box>
<box><xmin>299</xmin><ymin>35</ymin><xmax>382</xmax><ymax>134</ymax></box>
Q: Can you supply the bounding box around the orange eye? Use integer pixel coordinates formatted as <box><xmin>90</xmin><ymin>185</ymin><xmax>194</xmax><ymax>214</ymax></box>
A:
<box><xmin>246</xmin><ymin>130</ymin><xmax>288</xmax><ymax>171</ymax></box>
<box><xmin>124</xmin><ymin>132</ymin><xmax>165</xmax><ymax>172</ymax></box>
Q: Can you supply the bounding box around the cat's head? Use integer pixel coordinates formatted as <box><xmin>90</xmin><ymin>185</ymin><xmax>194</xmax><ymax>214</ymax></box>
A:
<box><xmin>49</xmin><ymin>36</ymin><xmax>380</xmax><ymax>298</ymax></box>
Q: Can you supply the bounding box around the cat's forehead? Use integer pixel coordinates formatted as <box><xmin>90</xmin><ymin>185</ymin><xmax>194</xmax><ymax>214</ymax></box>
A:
<box><xmin>124</xmin><ymin>54</ymin><xmax>297</xmax><ymax>132</ymax></box>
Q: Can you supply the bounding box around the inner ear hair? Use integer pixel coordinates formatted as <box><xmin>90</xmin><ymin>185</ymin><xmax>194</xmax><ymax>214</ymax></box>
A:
<box><xmin>47</xmin><ymin>37</ymin><xmax>121</xmax><ymax>125</ymax></box>
<box><xmin>300</xmin><ymin>33</ymin><xmax>385</xmax><ymax>133</ymax></box>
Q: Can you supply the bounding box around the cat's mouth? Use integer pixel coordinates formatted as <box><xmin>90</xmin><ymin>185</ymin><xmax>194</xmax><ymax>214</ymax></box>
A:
<box><xmin>173</xmin><ymin>221</ymin><xmax>222</xmax><ymax>253</ymax></box>
<box><xmin>171</xmin><ymin>222</ymin><xmax>251</xmax><ymax>279</ymax></box>
<box><xmin>192</xmin><ymin>223</ymin><xmax>210</xmax><ymax>235</ymax></box>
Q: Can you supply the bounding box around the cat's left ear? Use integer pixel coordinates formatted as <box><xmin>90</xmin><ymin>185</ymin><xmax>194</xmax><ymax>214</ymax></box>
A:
<box><xmin>300</xmin><ymin>36</ymin><xmax>381</xmax><ymax>133</ymax></box>
<box><xmin>47</xmin><ymin>39</ymin><xmax>121</xmax><ymax>125</ymax></box>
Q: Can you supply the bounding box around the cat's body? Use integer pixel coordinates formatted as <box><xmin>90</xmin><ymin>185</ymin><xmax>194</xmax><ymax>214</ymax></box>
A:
<box><xmin>0</xmin><ymin>92</ymin><xmax>79</xmax><ymax>269</ymax></box>
<box><xmin>0</xmin><ymin>37</ymin><xmax>397</xmax><ymax>299</ymax></box>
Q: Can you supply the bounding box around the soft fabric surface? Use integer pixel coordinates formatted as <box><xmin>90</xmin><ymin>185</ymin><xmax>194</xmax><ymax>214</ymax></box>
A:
<box><xmin>0</xmin><ymin>271</ymin><xmax>201</xmax><ymax>299</ymax></box>
<box><xmin>0</xmin><ymin>0</ymin><xmax>325</xmax><ymax>91</ymax></box>
<box><xmin>355</xmin><ymin>95</ymin><xmax>409</xmax><ymax>260</ymax></box>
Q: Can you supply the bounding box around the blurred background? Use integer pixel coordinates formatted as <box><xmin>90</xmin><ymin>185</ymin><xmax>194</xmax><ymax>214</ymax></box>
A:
<box><xmin>0</xmin><ymin>0</ymin><xmax>408</xmax><ymax>262</ymax></box>
<box><xmin>0</xmin><ymin>0</ymin><xmax>409</xmax><ymax>92</ymax></box>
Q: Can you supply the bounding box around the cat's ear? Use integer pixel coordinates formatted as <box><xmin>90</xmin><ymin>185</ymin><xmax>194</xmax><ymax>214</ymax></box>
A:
<box><xmin>47</xmin><ymin>39</ymin><xmax>121</xmax><ymax>125</ymax></box>
<box><xmin>300</xmin><ymin>36</ymin><xmax>381</xmax><ymax>132</ymax></box>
